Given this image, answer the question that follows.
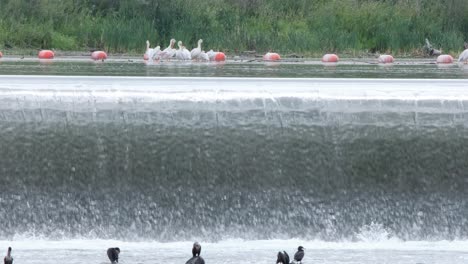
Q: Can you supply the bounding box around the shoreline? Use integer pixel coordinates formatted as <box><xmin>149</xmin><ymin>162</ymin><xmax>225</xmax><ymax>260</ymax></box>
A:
<box><xmin>0</xmin><ymin>48</ymin><xmax>461</xmax><ymax>60</ymax></box>
<box><xmin>0</xmin><ymin>53</ymin><xmax>457</xmax><ymax>66</ymax></box>
<box><xmin>0</xmin><ymin>56</ymin><xmax>451</xmax><ymax>65</ymax></box>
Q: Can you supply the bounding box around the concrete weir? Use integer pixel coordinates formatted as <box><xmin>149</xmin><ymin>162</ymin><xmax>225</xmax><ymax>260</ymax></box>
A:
<box><xmin>0</xmin><ymin>75</ymin><xmax>467</xmax><ymax>241</ymax></box>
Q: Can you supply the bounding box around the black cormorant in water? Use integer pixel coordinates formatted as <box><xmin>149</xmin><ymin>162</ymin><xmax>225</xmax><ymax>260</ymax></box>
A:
<box><xmin>107</xmin><ymin>247</ymin><xmax>120</xmax><ymax>263</ymax></box>
<box><xmin>276</xmin><ymin>251</ymin><xmax>290</xmax><ymax>264</ymax></box>
<box><xmin>192</xmin><ymin>242</ymin><xmax>201</xmax><ymax>257</ymax></box>
<box><xmin>294</xmin><ymin>246</ymin><xmax>305</xmax><ymax>263</ymax></box>
<box><xmin>186</xmin><ymin>242</ymin><xmax>205</xmax><ymax>264</ymax></box>
<box><xmin>4</xmin><ymin>247</ymin><xmax>13</xmax><ymax>264</ymax></box>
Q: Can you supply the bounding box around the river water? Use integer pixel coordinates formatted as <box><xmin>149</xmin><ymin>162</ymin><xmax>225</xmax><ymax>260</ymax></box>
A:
<box><xmin>0</xmin><ymin>58</ymin><xmax>467</xmax><ymax>263</ymax></box>
<box><xmin>0</xmin><ymin>57</ymin><xmax>467</xmax><ymax>78</ymax></box>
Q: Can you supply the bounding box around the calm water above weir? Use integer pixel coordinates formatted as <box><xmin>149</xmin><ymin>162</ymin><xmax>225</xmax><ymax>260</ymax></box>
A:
<box><xmin>0</xmin><ymin>60</ymin><xmax>467</xmax><ymax>264</ymax></box>
<box><xmin>0</xmin><ymin>57</ymin><xmax>468</xmax><ymax>78</ymax></box>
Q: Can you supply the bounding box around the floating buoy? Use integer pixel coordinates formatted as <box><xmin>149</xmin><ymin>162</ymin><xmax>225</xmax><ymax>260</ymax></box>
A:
<box><xmin>322</xmin><ymin>54</ymin><xmax>339</xmax><ymax>63</ymax></box>
<box><xmin>436</xmin><ymin>54</ymin><xmax>453</xmax><ymax>64</ymax></box>
<box><xmin>38</xmin><ymin>50</ymin><xmax>54</xmax><ymax>59</ymax></box>
<box><xmin>378</xmin><ymin>54</ymin><xmax>394</xmax><ymax>63</ymax></box>
<box><xmin>263</xmin><ymin>52</ymin><xmax>281</xmax><ymax>61</ymax></box>
<box><xmin>214</xmin><ymin>52</ymin><xmax>226</xmax><ymax>61</ymax></box>
<box><xmin>91</xmin><ymin>51</ymin><xmax>107</xmax><ymax>60</ymax></box>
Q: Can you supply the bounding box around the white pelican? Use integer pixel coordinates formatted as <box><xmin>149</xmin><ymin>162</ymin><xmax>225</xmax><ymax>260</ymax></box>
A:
<box><xmin>459</xmin><ymin>48</ymin><xmax>468</xmax><ymax>63</ymax></box>
<box><xmin>176</xmin><ymin>41</ymin><xmax>184</xmax><ymax>60</ymax></box>
<box><xmin>207</xmin><ymin>49</ymin><xmax>217</xmax><ymax>61</ymax></box>
<box><xmin>145</xmin><ymin>40</ymin><xmax>161</xmax><ymax>60</ymax></box>
<box><xmin>145</xmin><ymin>40</ymin><xmax>154</xmax><ymax>57</ymax></box>
<box><xmin>152</xmin><ymin>45</ymin><xmax>161</xmax><ymax>60</ymax></box>
<box><xmin>182</xmin><ymin>44</ymin><xmax>192</xmax><ymax>60</ymax></box>
<box><xmin>161</xmin><ymin>39</ymin><xmax>176</xmax><ymax>60</ymax></box>
<box><xmin>200</xmin><ymin>51</ymin><xmax>209</xmax><ymax>61</ymax></box>
<box><xmin>191</xmin><ymin>39</ymin><xmax>203</xmax><ymax>60</ymax></box>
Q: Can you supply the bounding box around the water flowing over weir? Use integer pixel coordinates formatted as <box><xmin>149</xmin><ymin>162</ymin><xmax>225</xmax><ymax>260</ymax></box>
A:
<box><xmin>0</xmin><ymin>76</ymin><xmax>467</xmax><ymax>242</ymax></box>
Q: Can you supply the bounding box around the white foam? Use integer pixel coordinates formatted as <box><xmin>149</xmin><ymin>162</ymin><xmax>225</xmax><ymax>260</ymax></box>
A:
<box><xmin>0</xmin><ymin>76</ymin><xmax>467</xmax><ymax>101</ymax></box>
<box><xmin>1</xmin><ymin>238</ymin><xmax>468</xmax><ymax>252</ymax></box>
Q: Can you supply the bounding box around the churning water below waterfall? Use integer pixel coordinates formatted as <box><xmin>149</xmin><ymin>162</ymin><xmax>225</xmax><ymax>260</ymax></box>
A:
<box><xmin>1</xmin><ymin>239</ymin><xmax>468</xmax><ymax>264</ymax></box>
<box><xmin>0</xmin><ymin>75</ymin><xmax>468</xmax><ymax>263</ymax></box>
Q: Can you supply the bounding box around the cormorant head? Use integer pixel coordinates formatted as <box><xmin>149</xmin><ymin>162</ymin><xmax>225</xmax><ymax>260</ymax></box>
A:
<box><xmin>115</xmin><ymin>248</ymin><xmax>120</xmax><ymax>253</ymax></box>
<box><xmin>298</xmin><ymin>246</ymin><xmax>305</xmax><ymax>251</ymax></box>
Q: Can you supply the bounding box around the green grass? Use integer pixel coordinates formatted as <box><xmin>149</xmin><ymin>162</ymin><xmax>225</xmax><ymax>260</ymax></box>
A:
<box><xmin>0</xmin><ymin>0</ymin><xmax>467</xmax><ymax>55</ymax></box>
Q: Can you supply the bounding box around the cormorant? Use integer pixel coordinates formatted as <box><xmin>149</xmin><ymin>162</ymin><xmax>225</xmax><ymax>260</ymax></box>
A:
<box><xmin>276</xmin><ymin>251</ymin><xmax>290</xmax><ymax>264</ymax></box>
<box><xmin>186</xmin><ymin>242</ymin><xmax>205</xmax><ymax>264</ymax></box>
<box><xmin>107</xmin><ymin>247</ymin><xmax>120</xmax><ymax>264</ymax></box>
<box><xmin>294</xmin><ymin>246</ymin><xmax>305</xmax><ymax>263</ymax></box>
<box><xmin>4</xmin><ymin>247</ymin><xmax>13</xmax><ymax>264</ymax></box>
<box><xmin>192</xmin><ymin>242</ymin><xmax>201</xmax><ymax>257</ymax></box>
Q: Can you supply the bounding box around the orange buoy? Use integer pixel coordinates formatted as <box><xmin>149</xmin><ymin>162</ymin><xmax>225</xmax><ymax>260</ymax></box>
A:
<box><xmin>436</xmin><ymin>54</ymin><xmax>453</xmax><ymax>64</ymax></box>
<box><xmin>322</xmin><ymin>54</ymin><xmax>339</xmax><ymax>63</ymax></box>
<box><xmin>214</xmin><ymin>52</ymin><xmax>226</xmax><ymax>61</ymax></box>
<box><xmin>378</xmin><ymin>54</ymin><xmax>394</xmax><ymax>63</ymax></box>
<box><xmin>38</xmin><ymin>50</ymin><xmax>54</xmax><ymax>59</ymax></box>
<box><xmin>263</xmin><ymin>52</ymin><xmax>281</xmax><ymax>61</ymax></box>
<box><xmin>91</xmin><ymin>51</ymin><xmax>107</xmax><ymax>60</ymax></box>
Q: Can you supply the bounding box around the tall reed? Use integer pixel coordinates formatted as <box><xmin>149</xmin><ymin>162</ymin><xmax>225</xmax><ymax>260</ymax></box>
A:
<box><xmin>0</xmin><ymin>0</ymin><xmax>466</xmax><ymax>54</ymax></box>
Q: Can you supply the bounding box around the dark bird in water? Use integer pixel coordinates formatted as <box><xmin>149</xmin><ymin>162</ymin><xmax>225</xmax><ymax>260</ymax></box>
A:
<box><xmin>276</xmin><ymin>251</ymin><xmax>290</xmax><ymax>264</ymax></box>
<box><xmin>192</xmin><ymin>242</ymin><xmax>201</xmax><ymax>257</ymax></box>
<box><xmin>4</xmin><ymin>247</ymin><xmax>13</xmax><ymax>264</ymax></box>
<box><xmin>107</xmin><ymin>247</ymin><xmax>120</xmax><ymax>264</ymax></box>
<box><xmin>186</xmin><ymin>242</ymin><xmax>205</xmax><ymax>264</ymax></box>
<box><xmin>424</xmin><ymin>38</ymin><xmax>441</xmax><ymax>56</ymax></box>
<box><xmin>294</xmin><ymin>246</ymin><xmax>305</xmax><ymax>263</ymax></box>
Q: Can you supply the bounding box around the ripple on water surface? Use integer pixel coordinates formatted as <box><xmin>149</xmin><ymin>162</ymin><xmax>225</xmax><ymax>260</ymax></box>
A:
<box><xmin>0</xmin><ymin>57</ymin><xmax>468</xmax><ymax>78</ymax></box>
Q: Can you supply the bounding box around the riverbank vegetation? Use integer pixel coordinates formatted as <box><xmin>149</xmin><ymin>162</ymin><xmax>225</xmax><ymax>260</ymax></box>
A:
<box><xmin>1</xmin><ymin>0</ymin><xmax>467</xmax><ymax>55</ymax></box>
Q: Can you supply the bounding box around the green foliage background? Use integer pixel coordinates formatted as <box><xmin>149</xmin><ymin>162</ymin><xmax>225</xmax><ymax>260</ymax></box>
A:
<box><xmin>0</xmin><ymin>0</ymin><xmax>467</xmax><ymax>54</ymax></box>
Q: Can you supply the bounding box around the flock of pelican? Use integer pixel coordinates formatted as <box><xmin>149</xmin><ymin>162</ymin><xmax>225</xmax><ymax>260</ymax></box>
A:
<box><xmin>145</xmin><ymin>38</ymin><xmax>217</xmax><ymax>61</ymax></box>
<box><xmin>143</xmin><ymin>38</ymin><xmax>468</xmax><ymax>64</ymax></box>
